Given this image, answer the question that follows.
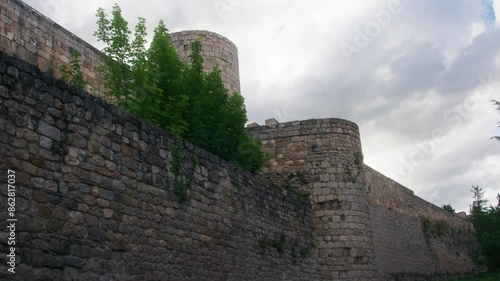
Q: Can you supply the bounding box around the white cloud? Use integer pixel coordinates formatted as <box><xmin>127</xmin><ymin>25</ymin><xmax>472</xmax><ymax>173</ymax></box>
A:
<box><xmin>494</xmin><ymin>0</ymin><xmax>500</xmax><ymax>28</ymax></box>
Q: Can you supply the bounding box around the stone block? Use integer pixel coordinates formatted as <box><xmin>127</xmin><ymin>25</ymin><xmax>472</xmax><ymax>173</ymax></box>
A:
<box><xmin>37</xmin><ymin>121</ymin><xmax>60</xmax><ymax>141</ymax></box>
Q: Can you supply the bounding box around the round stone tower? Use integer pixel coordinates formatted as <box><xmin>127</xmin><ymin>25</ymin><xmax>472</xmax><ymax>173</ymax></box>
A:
<box><xmin>169</xmin><ymin>30</ymin><xmax>241</xmax><ymax>94</ymax></box>
<box><xmin>247</xmin><ymin>118</ymin><xmax>378</xmax><ymax>281</ymax></box>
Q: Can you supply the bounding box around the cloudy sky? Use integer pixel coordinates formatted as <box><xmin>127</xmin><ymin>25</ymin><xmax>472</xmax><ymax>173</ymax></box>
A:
<box><xmin>24</xmin><ymin>0</ymin><xmax>500</xmax><ymax>212</ymax></box>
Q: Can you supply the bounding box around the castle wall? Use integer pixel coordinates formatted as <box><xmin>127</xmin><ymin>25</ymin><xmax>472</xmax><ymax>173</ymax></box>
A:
<box><xmin>365</xmin><ymin>165</ymin><xmax>477</xmax><ymax>280</ymax></box>
<box><xmin>0</xmin><ymin>1</ymin><xmax>480</xmax><ymax>279</ymax></box>
<box><xmin>0</xmin><ymin>0</ymin><xmax>106</xmax><ymax>95</ymax></box>
<box><xmin>247</xmin><ymin>119</ymin><xmax>378</xmax><ymax>281</ymax></box>
<box><xmin>247</xmin><ymin>120</ymin><xmax>478</xmax><ymax>281</ymax></box>
<box><xmin>0</xmin><ymin>51</ymin><xmax>321</xmax><ymax>281</ymax></box>
<box><xmin>170</xmin><ymin>30</ymin><xmax>241</xmax><ymax>94</ymax></box>
<box><xmin>0</xmin><ymin>0</ymin><xmax>241</xmax><ymax>96</ymax></box>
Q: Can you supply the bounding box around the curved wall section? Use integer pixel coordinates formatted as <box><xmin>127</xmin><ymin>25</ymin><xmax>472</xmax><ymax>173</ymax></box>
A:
<box><xmin>248</xmin><ymin>118</ymin><xmax>378</xmax><ymax>281</ymax></box>
<box><xmin>170</xmin><ymin>30</ymin><xmax>241</xmax><ymax>93</ymax></box>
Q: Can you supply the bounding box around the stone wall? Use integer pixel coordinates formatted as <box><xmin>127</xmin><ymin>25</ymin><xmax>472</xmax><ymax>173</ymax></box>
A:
<box><xmin>0</xmin><ymin>51</ymin><xmax>321</xmax><ymax>281</ymax></box>
<box><xmin>170</xmin><ymin>30</ymin><xmax>241</xmax><ymax>94</ymax></box>
<box><xmin>0</xmin><ymin>1</ymin><xmax>480</xmax><ymax>278</ymax></box>
<box><xmin>0</xmin><ymin>0</ymin><xmax>106</xmax><ymax>94</ymax></box>
<box><xmin>365</xmin><ymin>165</ymin><xmax>477</xmax><ymax>280</ymax></box>
<box><xmin>0</xmin><ymin>0</ymin><xmax>241</xmax><ymax>96</ymax></box>
<box><xmin>247</xmin><ymin>120</ymin><xmax>478</xmax><ymax>281</ymax></box>
<box><xmin>247</xmin><ymin>119</ymin><xmax>378</xmax><ymax>281</ymax></box>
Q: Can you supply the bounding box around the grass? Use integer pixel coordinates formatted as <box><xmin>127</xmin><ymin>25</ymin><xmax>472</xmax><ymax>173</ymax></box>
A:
<box><xmin>447</xmin><ymin>273</ymin><xmax>500</xmax><ymax>281</ymax></box>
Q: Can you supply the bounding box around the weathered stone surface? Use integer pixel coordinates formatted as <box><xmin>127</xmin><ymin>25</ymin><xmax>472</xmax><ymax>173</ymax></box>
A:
<box><xmin>248</xmin><ymin>119</ymin><xmax>477</xmax><ymax>280</ymax></box>
<box><xmin>7</xmin><ymin>65</ymin><xmax>19</xmax><ymax>78</ymax></box>
<box><xmin>248</xmin><ymin>119</ymin><xmax>378</xmax><ymax>280</ymax></box>
<box><xmin>37</xmin><ymin>121</ymin><xmax>60</xmax><ymax>141</ymax></box>
<box><xmin>365</xmin><ymin>166</ymin><xmax>477</xmax><ymax>279</ymax></box>
<box><xmin>0</xmin><ymin>50</ymin><xmax>321</xmax><ymax>281</ymax></box>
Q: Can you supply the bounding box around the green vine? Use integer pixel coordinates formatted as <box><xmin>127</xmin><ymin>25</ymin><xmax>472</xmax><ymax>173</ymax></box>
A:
<box><xmin>171</xmin><ymin>138</ymin><xmax>197</xmax><ymax>203</ymax></box>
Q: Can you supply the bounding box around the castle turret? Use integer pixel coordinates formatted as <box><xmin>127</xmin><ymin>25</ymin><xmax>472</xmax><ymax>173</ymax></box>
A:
<box><xmin>170</xmin><ymin>30</ymin><xmax>241</xmax><ymax>94</ymax></box>
<box><xmin>247</xmin><ymin>118</ymin><xmax>378</xmax><ymax>281</ymax></box>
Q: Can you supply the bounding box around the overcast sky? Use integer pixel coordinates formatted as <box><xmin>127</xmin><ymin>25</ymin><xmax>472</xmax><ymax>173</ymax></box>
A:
<box><xmin>24</xmin><ymin>0</ymin><xmax>500</xmax><ymax>212</ymax></box>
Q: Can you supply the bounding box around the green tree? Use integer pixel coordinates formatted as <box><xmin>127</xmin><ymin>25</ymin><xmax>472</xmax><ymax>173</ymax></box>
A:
<box><xmin>470</xmin><ymin>186</ymin><xmax>500</xmax><ymax>273</ymax></box>
<box><xmin>492</xmin><ymin>100</ymin><xmax>500</xmax><ymax>141</ymax></box>
<box><xmin>94</xmin><ymin>4</ymin><xmax>134</xmax><ymax>104</ymax></box>
<box><xmin>59</xmin><ymin>50</ymin><xmax>85</xmax><ymax>89</ymax></box>
<box><xmin>93</xmin><ymin>4</ymin><xmax>267</xmax><ymax>173</ymax></box>
<box><xmin>147</xmin><ymin>20</ymin><xmax>187</xmax><ymax>135</ymax></box>
<box><xmin>179</xmin><ymin>41</ymin><xmax>267</xmax><ymax>172</ymax></box>
<box><xmin>183</xmin><ymin>40</ymin><xmax>208</xmax><ymax>147</ymax></box>
<box><xmin>442</xmin><ymin>204</ymin><xmax>455</xmax><ymax>214</ymax></box>
<box><xmin>201</xmin><ymin>66</ymin><xmax>231</xmax><ymax>154</ymax></box>
<box><xmin>471</xmin><ymin>185</ymin><xmax>488</xmax><ymax>215</ymax></box>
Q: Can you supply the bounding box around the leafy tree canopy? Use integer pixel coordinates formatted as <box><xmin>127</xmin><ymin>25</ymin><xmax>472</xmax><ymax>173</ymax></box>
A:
<box><xmin>442</xmin><ymin>204</ymin><xmax>455</xmax><ymax>214</ymax></box>
<box><xmin>94</xmin><ymin>4</ymin><xmax>267</xmax><ymax>172</ymax></box>
<box><xmin>469</xmin><ymin>185</ymin><xmax>500</xmax><ymax>272</ymax></box>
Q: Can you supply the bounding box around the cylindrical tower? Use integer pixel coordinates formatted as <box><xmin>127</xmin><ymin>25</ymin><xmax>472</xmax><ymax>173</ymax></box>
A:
<box><xmin>247</xmin><ymin>118</ymin><xmax>378</xmax><ymax>281</ymax></box>
<box><xmin>169</xmin><ymin>30</ymin><xmax>241</xmax><ymax>94</ymax></box>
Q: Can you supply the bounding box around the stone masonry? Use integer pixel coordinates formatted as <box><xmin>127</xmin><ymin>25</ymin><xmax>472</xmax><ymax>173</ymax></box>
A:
<box><xmin>0</xmin><ymin>0</ymin><xmax>479</xmax><ymax>280</ymax></box>
<box><xmin>0</xmin><ymin>50</ymin><xmax>321</xmax><ymax>280</ymax></box>
<box><xmin>0</xmin><ymin>0</ymin><xmax>241</xmax><ymax>97</ymax></box>
<box><xmin>247</xmin><ymin>119</ymin><xmax>477</xmax><ymax>280</ymax></box>
<box><xmin>365</xmin><ymin>166</ymin><xmax>476</xmax><ymax>280</ymax></box>
<box><xmin>0</xmin><ymin>0</ymin><xmax>106</xmax><ymax>95</ymax></box>
<box><xmin>247</xmin><ymin>119</ymin><xmax>378</xmax><ymax>281</ymax></box>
